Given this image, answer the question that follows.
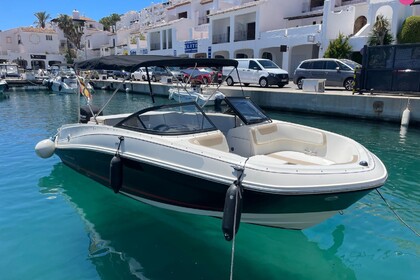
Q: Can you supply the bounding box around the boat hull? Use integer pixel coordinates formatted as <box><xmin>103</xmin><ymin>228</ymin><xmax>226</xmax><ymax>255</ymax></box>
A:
<box><xmin>56</xmin><ymin>147</ymin><xmax>374</xmax><ymax>229</ymax></box>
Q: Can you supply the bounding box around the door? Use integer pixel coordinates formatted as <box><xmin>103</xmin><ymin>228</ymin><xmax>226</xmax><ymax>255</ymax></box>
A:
<box><xmin>247</xmin><ymin>22</ymin><xmax>256</xmax><ymax>40</ymax></box>
<box><xmin>309</xmin><ymin>60</ymin><xmax>326</xmax><ymax>80</ymax></box>
<box><xmin>324</xmin><ymin>60</ymin><xmax>342</xmax><ymax>86</ymax></box>
<box><xmin>248</xmin><ymin>60</ymin><xmax>262</xmax><ymax>83</ymax></box>
<box><xmin>238</xmin><ymin>60</ymin><xmax>252</xmax><ymax>83</ymax></box>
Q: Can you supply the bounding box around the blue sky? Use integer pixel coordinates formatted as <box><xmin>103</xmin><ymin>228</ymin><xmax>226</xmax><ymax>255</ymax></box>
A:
<box><xmin>1</xmin><ymin>0</ymin><xmax>153</xmax><ymax>31</ymax></box>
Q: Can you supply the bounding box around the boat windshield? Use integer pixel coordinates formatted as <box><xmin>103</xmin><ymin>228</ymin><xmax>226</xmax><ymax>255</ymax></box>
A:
<box><xmin>224</xmin><ymin>97</ymin><xmax>271</xmax><ymax>125</ymax></box>
<box><xmin>115</xmin><ymin>102</ymin><xmax>217</xmax><ymax>135</ymax></box>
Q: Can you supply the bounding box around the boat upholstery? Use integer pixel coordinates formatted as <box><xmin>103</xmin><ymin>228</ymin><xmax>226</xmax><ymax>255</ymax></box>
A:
<box><xmin>190</xmin><ymin>132</ymin><xmax>229</xmax><ymax>152</ymax></box>
<box><xmin>227</xmin><ymin>123</ymin><xmax>326</xmax><ymax>157</ymax></box>
<box><xmin>267</xmin><ymin>151</ymin><xmax>334</xmax><ymax>165</ymax></box>
<box><xmin>90</xmin><ymin>113</ymin><xmax>131</xmax><ymax>126</ymax></box>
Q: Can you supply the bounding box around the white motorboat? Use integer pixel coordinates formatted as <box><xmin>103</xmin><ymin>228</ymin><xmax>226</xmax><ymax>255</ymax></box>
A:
<box><xmin>35</xmin><ymin>56</ymin><xmax>387</xmax><ymax>240</ymax></box>
<box><xmin>168</xmin><ymin>86</ymin><xmax>225</xmax><ymax>106</ymax></box>
<box><xmin>0</xmin><ymin>79</ymin><xmax>7</xmax><ymax>93</ymax></box>
<box><xmin>43</xmin><ymin>64</ymin><xmax>93</xmax><ymax>94</ymax></box>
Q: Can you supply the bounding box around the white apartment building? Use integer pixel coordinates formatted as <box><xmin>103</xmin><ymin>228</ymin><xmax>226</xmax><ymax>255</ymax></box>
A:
<box><xmin>0</xmin><ymin>27</ymin><xmax>63</xmax><ymax>69</ymax></box>
<box><xmin>0</xmin><ymin>1</ymin><xmax>418</xmax><ymax>72</ymax></box>
<box><xmin>144</xmin><ymin>0</ymin><xmax>419</xmax><ymax>75</ymax></box>
<box><xmin>0</xmin><ymin>9</ymin><xmax>107</xmax><ymax>69</ymax></box>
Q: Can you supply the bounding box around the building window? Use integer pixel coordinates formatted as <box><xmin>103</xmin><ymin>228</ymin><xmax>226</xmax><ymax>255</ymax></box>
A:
<box><xmin>46</xmin><ymin>35</ymin><xmax>53</xmax><ymax>41</ymax></box>
<box><xmin>18</xmin><ymin>35</ymin><xmax>22</xmax><ymax>44</ymax></box>
<box><xmin>178</xmin><ymin>11</ymin><xmax>187</xmax><ymax>19</ymax></box>
<box><xmin>262</xmin><ymin>52</ymin><xmax>273</xmax><ymax>60</ymax></box>
<box><xmin>353</xmin><ymin>16</ymin><xmax>367</xmax><ymax>35</ymax></box>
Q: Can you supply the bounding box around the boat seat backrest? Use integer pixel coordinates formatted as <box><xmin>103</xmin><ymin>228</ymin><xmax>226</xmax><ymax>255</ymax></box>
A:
<box><xmin>251</xmin><ymin>123</ymin><xmax>327</xmax><ymax>155</ymax></box>
<box><xmin>189</xmin><ymin>132</ymin><xmax>229</xmax><ymax>152</ymax></box>
<box><xmin>227</xmin><ymin>123</ymin><xmax>327</xmax><ymax>157</ymax></box>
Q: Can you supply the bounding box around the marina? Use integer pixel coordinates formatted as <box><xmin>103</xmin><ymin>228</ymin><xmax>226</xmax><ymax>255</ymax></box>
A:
<box><xmin>0</xmin><ymin>88</ymin><xmax>418</xmax><ymax>279</ymax></box>
<box><xmin>82</xmin><ymin>77</ymin><xmax>420</xmax><ymax>126</ymax></box>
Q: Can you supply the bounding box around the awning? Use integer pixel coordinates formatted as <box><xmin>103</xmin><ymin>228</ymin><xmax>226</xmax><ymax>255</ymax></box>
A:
<box><xmin>74</xmin><ymin>55</ymin><xmax>238</xmax><ymax>72</ymax></box>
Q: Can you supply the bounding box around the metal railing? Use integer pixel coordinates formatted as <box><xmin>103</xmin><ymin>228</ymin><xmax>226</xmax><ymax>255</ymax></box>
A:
<box><xmin>212</xmin><ymin>33</ymin><xmax>229</xmax><ymax>44</ymax></box>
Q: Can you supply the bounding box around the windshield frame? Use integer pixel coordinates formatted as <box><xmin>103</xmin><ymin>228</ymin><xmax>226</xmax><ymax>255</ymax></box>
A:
<box><xmin>224</xmin><ymin>97</ymin><xmax>271</xmax><ymax>125</ymax></box>
<box><xmin>115</xmin><ymin>102</ymin><xmax>218</xmax><ymax>135</ymax></box>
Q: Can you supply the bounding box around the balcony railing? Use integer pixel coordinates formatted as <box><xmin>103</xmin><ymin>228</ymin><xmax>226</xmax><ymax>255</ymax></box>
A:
<box><xmin>336</xmin><ymin>0</ymin><xmax>367</xmax><ymax>7</ymax></box>
<box><xmin>212</xmin><ymin>33</ymin><xmax>229</xmax><ymax>44</ymax></box>
<box><xmin>234</xmin><ymin>30</ymin><xmax>255</xmax><ymax>42</ymax></box>
<box><xmin>198</xmin><ymin>16</ymin><xmax>209</xmax><ymax>25</ymax></box>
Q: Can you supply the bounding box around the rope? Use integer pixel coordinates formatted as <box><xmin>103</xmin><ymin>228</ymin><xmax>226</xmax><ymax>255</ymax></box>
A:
<box><xmin>229</xmin><ymin>186</ymin><xmax>239</xmax><ymax>280</ymax></box>
<box><xmin>375</xmin><ymin>189</ymin><xmax>419</xmax><ymax>237</ymax></box>
<box><xmin>227</xmin><ymin>160</ymin><xmax>248</xmax><ymax>279</ymax></box>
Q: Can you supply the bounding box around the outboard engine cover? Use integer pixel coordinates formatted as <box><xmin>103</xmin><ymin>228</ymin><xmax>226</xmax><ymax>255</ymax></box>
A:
<box><xmin>79</xmin><ymin>105</ymin><xmax>102</xmax><ymax>123</ymax></box>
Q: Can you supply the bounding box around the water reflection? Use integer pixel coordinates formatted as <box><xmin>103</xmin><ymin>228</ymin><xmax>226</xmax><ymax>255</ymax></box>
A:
<box><xmin>399</xmin><ymin>125</ymin><xmax>408</xmax><ymax>144</ymax></box>
<box><xmin>38</xmin><ymin>163</ymin><xmax>356</xmax><ymax>280</ymax></box>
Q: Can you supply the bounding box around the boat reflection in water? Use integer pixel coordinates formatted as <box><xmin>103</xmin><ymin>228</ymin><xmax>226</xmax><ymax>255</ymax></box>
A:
<box><xmin>38</xmin><ymin>163</ymin><xmax>356</xmax><ymax>280</ymax></box>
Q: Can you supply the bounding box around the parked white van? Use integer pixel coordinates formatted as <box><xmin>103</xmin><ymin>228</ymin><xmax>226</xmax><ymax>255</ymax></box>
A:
<box><xmin>223</xmin><ymin>59</ymin><xmax>289</xmax><ymax>88</ymax></box>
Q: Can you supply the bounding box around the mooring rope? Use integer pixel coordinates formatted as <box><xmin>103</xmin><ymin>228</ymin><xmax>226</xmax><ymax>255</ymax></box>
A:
<box><xmin>229</xmin><ymin>188</ymin><xmax>239</xmax><ymax>280</ymax></box>
<box><xmin>376</xmin><ymin>189</ymin><xmax>419</xmax><ymax>237</ymax></box>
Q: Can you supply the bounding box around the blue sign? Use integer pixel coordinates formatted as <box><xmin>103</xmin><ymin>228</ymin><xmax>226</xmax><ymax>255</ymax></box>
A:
<box><xmin>185</xmin><ymin>40</ymin><xmax>198</xmax><ymax>54</ymax></box>
<box><xmin>208</xmin><ymin>46</ymin><xmax>212</xmax><ymax>58</ymax></box>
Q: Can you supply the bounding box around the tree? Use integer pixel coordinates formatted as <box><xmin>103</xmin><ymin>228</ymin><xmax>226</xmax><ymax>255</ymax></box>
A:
<box><xmin>34</xmin><ymin>11</ymin><xmax>50</xmax><ymax>28</ymax></box>
<box><xmin>368</xmin><ymin>14</ymin><xmax>393</xmax><ymax>46</ymax></box>
<box><xmin>99</xmin><ymin>13</ymin><xmax>121</xmax><ymax>32</ymax></box>
<box><xmin>398</xmin><ymin>16</ymin><xmax>420</xmax><ymax>44</ymax></box>
<box><xmin>323</xmin><ymin>32</ymin><xmax>353</xmax><ymax>59</ymax></box>
<box><xmin>56</xmin><ymin>14</ymin><xmax>84</xmax><ymax>63</ymax></box>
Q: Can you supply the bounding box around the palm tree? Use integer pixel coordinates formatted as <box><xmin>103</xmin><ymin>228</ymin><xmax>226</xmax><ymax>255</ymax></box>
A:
<box><xmin>99</xmin><ymin>13</ymin><xmax>121</xmax><ymax>32</ymax></box>
<box><xmin>56</xmin><ymin>14</ymin><xmax>84</xmax><ymax>63</ymax></box>
<box><xmin>368</xmin><ymin>14</ymin><xmax>393</xmax><ymax>46</ymax></box>
<box><xmin>34</xmin><ymin>11</ymin><xmax>50</xmax><ymax>28</ymax></box>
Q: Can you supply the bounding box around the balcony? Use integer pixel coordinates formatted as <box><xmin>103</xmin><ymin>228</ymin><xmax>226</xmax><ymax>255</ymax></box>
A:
<box><xmin>234</xmin><ymin>30</ymin><xmax>255</xmax><ymax>42</ymax></box>
<box><xmin>336</xmin><ymin>0</ymin><xmax>367</xmax><ymax>7</ymax></box>
<box><xmin>212</xmin><ymin>33</ymin><xmax>229</xmax><ymax>44</ymax></box>
<box><xmin>198</xmin><ymin>16</ymin><xmax>209</xmax><ymax>25</ymax></box>
<box><xmin>259</xmin><ymin>24</ymin><xmax>321</xmax><ymax>41</ymax></box>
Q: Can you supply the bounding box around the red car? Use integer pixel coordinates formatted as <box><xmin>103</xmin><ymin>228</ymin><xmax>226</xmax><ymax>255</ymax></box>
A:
<box><xmin>182</xmin><ymin>67</ymin><xmax>222</xmax><ymax>84</ymax></box>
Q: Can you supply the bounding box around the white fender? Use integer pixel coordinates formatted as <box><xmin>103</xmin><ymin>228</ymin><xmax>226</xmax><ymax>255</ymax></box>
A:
<box><xmin>401</xmin><ymin>108</ymin><xmax>410</xmax><ymax>127</ymax></box>
<box><xmin>35</xmin><ymin>139</ymin><xmax>55</xmax><ymax>158</ymax></box>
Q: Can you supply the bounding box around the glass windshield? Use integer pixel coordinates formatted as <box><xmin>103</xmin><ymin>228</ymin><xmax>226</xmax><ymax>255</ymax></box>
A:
<box><xmin>257</xmin><ymin>60</ymin><xmax>279</xmax><ymax>69</ymax></box>
<box><xmin>224</xmin><ymin>97</ymin><xmax>271</xmax><ymax>125</ymax></box>
<box><xmin>340</xmin><ymin>59</ymin><xmax>361</xmax><ymax>69</ymax></box>
<box><xmin>116</xmin><ymin>102</ymin><xmax>217</xmax><ymax>135</ymax></box>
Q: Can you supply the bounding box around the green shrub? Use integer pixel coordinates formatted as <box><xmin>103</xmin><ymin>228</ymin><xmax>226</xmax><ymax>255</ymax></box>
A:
<box><xmin>324</xmin><ymin>32</ymin><xmax>352</xmax><ymax>58</ymax></box>
<box><xmin>398</xmin><ymin>16</ymin><xmax>420</xmax><ymax>44</ymax></box>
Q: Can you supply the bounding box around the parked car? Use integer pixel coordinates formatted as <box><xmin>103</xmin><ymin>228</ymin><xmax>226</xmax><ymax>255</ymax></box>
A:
<box><xmin>181</xmin><ymin>68</ymin><xmax>214</xmax><ymax>84</ymax></box>
<box><xmin>107</xmin><ymin>70</ymin><xmax>130</xmax><ymax>80</ymax></box>
<box><xmin>293</xmin><ymin>58</ymin><xmax>360</xmax><ymax>91</ymax></box>
<box><xmin>198</xmin><ymin>67</ymin><xmax>223</xmax><ymax>84</ymax></box>
<box><xmin>150</xmin><ymin>66</ymin><xmax>171</xmax><ymax>82</ymax></box>
<box><xmin>131</xmin><ymin>67</ymin><xmax>150</xmax><ymax>81</ymax></box>
<box><xmin>149</xmin><ymin>66</ymin><xmax>185</xmax><ymax>82</ymax></box>
<box><xmin>222</xmin><ymin>58</ymin><xmax>289</xmax><ymax>88</ymax></box>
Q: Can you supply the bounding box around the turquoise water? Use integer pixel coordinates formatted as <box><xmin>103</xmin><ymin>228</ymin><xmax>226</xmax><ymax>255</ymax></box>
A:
<box><xmin>0</xmin><ymin>89</ymin><xmax>418</xmax><ymax>280</ymax></box>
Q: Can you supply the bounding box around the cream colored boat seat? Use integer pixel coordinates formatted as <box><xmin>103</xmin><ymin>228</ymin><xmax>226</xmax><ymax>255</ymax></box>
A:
<box><xmin>190</xmin><ymin>132</ymin><xmax>230</xmax><ymax>152</ymax></box>
<box><xmin>227</xmin><ymin>122</ymin><xmax>334</xmax><ymax>165</ymax></box>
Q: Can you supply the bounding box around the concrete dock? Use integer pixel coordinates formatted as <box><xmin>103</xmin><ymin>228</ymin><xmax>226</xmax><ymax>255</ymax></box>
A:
<box><xmin>90</xmin><ymin>79</ymin><xmax>420</xmax><ymax>126</ymax></box>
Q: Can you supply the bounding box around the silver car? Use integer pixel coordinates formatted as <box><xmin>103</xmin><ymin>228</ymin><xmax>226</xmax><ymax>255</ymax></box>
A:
<box><xmin>293</xmin><ymin>58</ymin><xmax>360</xmax><ymax>91</ymax></box>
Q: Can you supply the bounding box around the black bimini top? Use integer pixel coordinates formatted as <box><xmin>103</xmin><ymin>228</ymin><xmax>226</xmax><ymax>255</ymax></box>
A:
<box><xmin>74</xmin><ymin>55</ymin><xmax>238</xmax><ymax>72</ymax></box>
